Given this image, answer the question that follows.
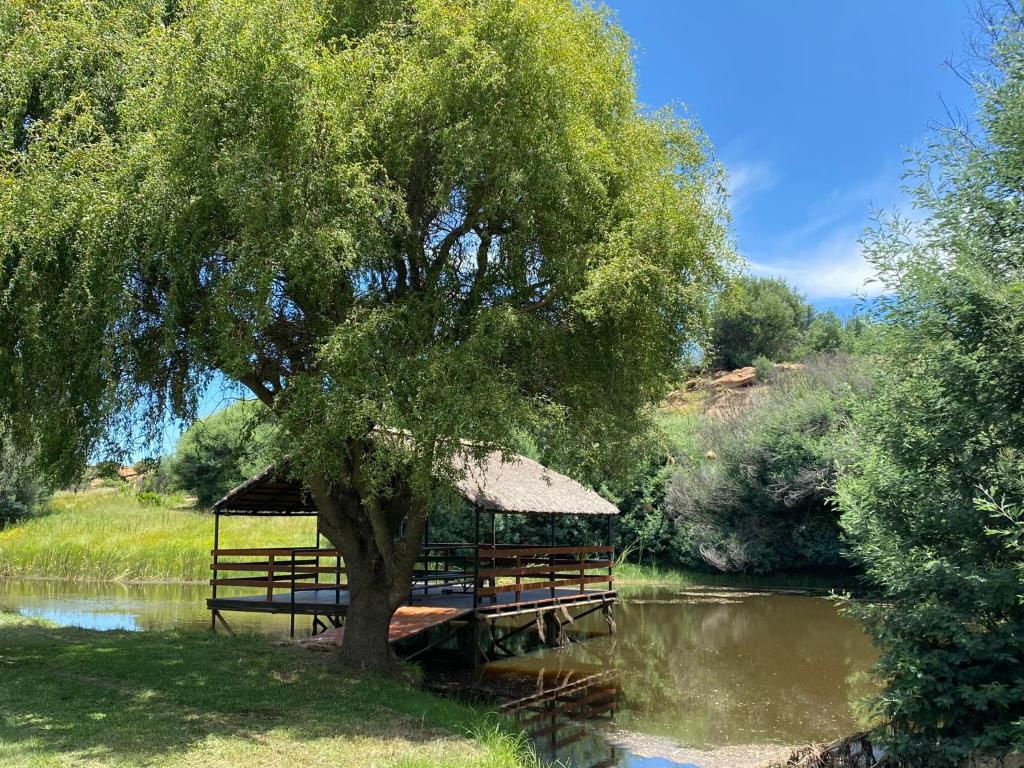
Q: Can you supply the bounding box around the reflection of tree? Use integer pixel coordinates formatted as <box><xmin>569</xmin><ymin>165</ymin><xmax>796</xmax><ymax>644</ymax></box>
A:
<box><xmin>551</xmin><ymin>591</ymin><xmax>878</xmax><ymax>749</ymax></box>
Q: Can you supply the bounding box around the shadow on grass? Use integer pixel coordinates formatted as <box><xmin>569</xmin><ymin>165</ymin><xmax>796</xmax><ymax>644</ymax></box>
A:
<box><xmin>0</xmin><ymin>616</ymin><xmax>506</xmax><ymax>767</ymax></box>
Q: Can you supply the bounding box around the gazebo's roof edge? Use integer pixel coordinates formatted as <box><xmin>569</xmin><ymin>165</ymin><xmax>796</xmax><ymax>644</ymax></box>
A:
<box><xmin>213</xmin><ymin>450</ymin><xmax>619</xmax><ymax>517</ymax></box>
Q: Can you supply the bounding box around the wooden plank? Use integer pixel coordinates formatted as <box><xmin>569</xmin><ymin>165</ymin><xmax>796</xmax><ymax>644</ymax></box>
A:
<box><xmin>211</xmin><ymin>563</ymin><xmax>345</xmax><ymax>574</ymax></box>
<box><xmin>476</xmin><ymin>575</ymin><xmax>611</xmax><ymax>597</ymax></box>
<box><xmin>476</xmin><ymin>546</ymin><xmax>611</xmax><ymax>558</ymax></box>
<box><xmin>210</xmin><ymin>577</ymin><xmax>337</xmax><ymax>589</ymax></box>
<box><xmin>477</xmin><ymin>561</ymin><xmax>612</xmax><ymax>579</ymax></box>
<box><xmin>303</xmin><ymin>605</ymin><xmax>471</xmax><ymax>647</ymax></box>
<box><xmin>212</xmin><ymin>548</ymin><xmax>342</xmax><ymax>557</ymax></box>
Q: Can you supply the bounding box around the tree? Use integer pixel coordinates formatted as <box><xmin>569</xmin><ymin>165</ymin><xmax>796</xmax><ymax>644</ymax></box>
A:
<box><xmin>709</xmin><ymin>276</ymin><xmax>812</xmax><ymax>369</ymax></box>
<box><xmin>170</xmin><ymin>400</ymin><xmax>274</xmax><ymax>508</ymax></box>
<box><xmin>0</xmin><ymin>0</ymin><xmax>727</xmax><ymax>673</ymax></box>
<box><xmin>837</xmin><ymin>7</ymin><xmax>1024</xmax><ymax>760</ymax></box>
<box><xmin>797</xmin><ymin>310</ymin><xmax>843</xmax><ymax>356</ymax></box>
<box><xmin>0</xmin><ymin>422</ymin><xmax>45</xmax><ymax>526</ymax></box>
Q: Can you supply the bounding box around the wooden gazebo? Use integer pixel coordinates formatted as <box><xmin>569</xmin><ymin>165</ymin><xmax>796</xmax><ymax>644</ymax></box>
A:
<box><xmin>207</xmin><ymin>449</ymin><xmax>618</xmax><ymax>662</ymax></box>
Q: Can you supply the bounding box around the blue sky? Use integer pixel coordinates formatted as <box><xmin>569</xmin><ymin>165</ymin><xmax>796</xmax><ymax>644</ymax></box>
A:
<box><xmin>605</xmin><ymin>0</ymin><xmax>977</xmax><ymax>315</ymax></box>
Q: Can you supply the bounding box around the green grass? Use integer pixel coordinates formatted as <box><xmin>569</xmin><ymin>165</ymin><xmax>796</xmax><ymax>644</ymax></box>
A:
<box><xmin>0</xmin><ymin>612</ymin><xmax>535</xmax><ymax>768</ymax></box>
<box><xmin>0</xmin><ymin>488</ymin><xmax>317</xmax><ymax>582</ymax></box>
<box><xmin>615</xmin><ymin>560</ymin><xmax>857</xmax><ymax>592</ymax></box>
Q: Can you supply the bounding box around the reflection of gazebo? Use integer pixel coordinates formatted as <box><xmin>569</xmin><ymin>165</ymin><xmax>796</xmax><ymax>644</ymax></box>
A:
<box><xmin>207</xmin><ymin>450</ymin><xmax>618</xmax><ymax>662</ymax></box>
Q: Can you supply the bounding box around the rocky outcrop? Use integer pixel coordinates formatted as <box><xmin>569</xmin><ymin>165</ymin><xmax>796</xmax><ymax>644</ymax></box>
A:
<box><xmin>663</xmin><ymin>363</ymin><xmax>804</xmax><ymax>417</ymax></box>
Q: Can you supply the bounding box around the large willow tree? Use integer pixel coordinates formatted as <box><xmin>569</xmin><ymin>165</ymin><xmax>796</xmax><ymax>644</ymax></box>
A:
<box><xmin>0</xmin><ymin>0</ymin><xmax>727</xmax><ymax>672</ymax></box>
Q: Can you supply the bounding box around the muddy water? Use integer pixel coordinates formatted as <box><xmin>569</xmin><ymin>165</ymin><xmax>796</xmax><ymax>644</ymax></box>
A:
<box><xmin>484</xmin><ymin>585</ymin><xmax>878</xmax><ymax>767</ymax></box>
<box><xmin>0</xmin><ymin>579</ymin><xmax>877</xmax><ymax>768</ymax></box>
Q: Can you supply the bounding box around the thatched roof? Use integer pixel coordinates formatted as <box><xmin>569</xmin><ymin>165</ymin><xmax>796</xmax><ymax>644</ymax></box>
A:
<box><xmin>213</xmin><ymin>450</ymin><xmax>618</xmax><ymax>517</ymax></box>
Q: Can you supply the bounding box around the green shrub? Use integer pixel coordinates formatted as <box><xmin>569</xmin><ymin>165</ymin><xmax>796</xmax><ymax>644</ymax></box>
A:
<box><xmin>169</xmin><ymin>400</ymin><xmax>275</xmax><ymax>508</ymax></box>
<box><xmin>836</xmin><ymin>7</ymin><xmax>1024</xmax><ymax>760</ymax></box>
<box><xmin>666</xmin><ymin>354</ymin><xmax>871</xmax><ymax>573</ymax></box>
<box><xmin>751</xmin><ymin>355</ymin><xmax>776</xmax><ymax>382</ymax></box>
<box><xmin>0</xmin><ymin>426</ymin><xmax>46</xmax><ymax>527</ymax></box>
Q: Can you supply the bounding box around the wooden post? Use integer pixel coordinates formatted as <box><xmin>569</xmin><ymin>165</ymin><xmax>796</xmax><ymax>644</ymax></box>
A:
<box><xmin>266</xmin><ymin>554</ymin><xmax>275</xmax><ymax>601</ymax></box>
<box><xmin>548</xmin><ymin>513</ymin><xmax>556</xmax><ymax>599</ymax></box>
<box><xmin>515</xmin><ymin>554</ymin><xmax>521</xmax><ymax>604</ymax></box>
<box><xmin>289</xmin><ymin>549</ymin><xmax>296</xmax><ymax>639</ymax></box>
<box><xmin>472</xmin><ymin>507</ymin><xmax>480</xmax><ymax>611</ymax></box>
<box><xmin>211</xmin><ymin>512</ymin><xmax>220</xmax><ymax>632</ymax></box>
<box><xmin>607</xmin><ymin>514</ymin><xmax>615</xmax><ymax>591</ymax></box>
<box><xmin>579</xmin><ymin>549</ymin><xmax>586</xmax><ymax>594</ymax></box>
<box><xmin>490</xmin><ymin>512</ymin><xmax>497</xmax><ymax>604</ymax></box>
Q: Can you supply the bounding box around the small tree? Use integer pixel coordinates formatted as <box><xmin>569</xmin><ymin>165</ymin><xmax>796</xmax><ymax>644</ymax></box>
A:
<box><xmin>838</xmin><ymin>6</ymin><xmax>1024</xmax><ymax>759</ymax></box>
<box><xmin>0</xmin><ymin>0</ymin><xmax>727</xmax><ymax>673</ymax></box>
<box><xmin>170</xmin><ymin>401</ymin><xmax>274</xmax><ymax>508</ymax></box>
<box><xmin>709</xmin><ymin>276</ymin><xmax>812</xmax><ymax>369</ymax></box>
<box><xmin>797</xmin><ymin>310</ymin><xmax>843</xmax><ymax>356</ymax></box>
<box><xmin>0</xmin><ymin>424</ymin><xmax>45</xmax><ymax>526</ymax></box>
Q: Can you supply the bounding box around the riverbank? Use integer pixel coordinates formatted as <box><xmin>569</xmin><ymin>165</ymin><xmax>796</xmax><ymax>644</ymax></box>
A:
<box><xmin>0</xmin><ymin>488</ymin><xmax>316</xmax><ymax>581</ymax></box>
<box><xmin>0</xmin><ymin>612</ymin><xmax>533</xmax><ymax>768</ymax></box>
<box><xmin>1</xmin><ymin>489</ymin><xmax>856</xmax><ymax>592</ymax></box>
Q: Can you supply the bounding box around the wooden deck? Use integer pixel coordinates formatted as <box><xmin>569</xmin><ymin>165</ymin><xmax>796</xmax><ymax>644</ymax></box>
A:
<box><xmin>299</xmin><ymin>605</ymin><xmax>473</xmax><ymax>646</ymax></box>
<box><xmin>208</xmin><ymin>544</ymin><xmax>617</xmax><ymax>655</ymax></box>
<box><xmin>208</xmin><ymin>584</ymin><xmax>617</xmax><ymax>622</ymax></box>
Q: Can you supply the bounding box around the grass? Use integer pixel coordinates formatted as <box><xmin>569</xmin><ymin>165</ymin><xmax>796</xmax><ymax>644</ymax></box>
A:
<box><xmin>615</xmin><ymin>560</ymin><xmax>858</xmax><ymax>593</ymax></box>
<box><xmin>0</xmin><ymin>612</ymin><xmax>535</xmax><ymax>768</ymax></box>
<box><xmin>0</xmin><ymin>488</ymin><xmax>317</xmax><ymax>582</ymax></box>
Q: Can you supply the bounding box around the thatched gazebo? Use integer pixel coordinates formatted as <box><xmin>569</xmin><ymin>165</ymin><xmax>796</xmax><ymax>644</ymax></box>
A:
<box><xmin>207</xmin><ymin>449</ymin><xmax>618</xmax><ymax>660</ymax></box>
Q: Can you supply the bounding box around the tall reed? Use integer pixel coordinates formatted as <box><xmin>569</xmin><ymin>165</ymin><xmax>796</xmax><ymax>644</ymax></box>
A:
<box><xmin>0</xmin><ymin>488</ymin><xmax>316</xmax><ymax>582</ymax></box>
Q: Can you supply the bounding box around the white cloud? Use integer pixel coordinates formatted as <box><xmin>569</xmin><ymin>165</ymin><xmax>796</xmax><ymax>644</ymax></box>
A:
<box><xmin>726</xmin><ymin>160</ymin><xmax>777</xmax><ymax>213</ymax></box>
<box><xmin>747</xmin><ymin>231</ymin><xmax>884</xmax><ymax>301</ymax></box>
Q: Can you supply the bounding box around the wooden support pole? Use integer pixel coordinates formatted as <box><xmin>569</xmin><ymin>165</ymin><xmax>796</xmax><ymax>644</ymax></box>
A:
<box><xmin>211</xmin><ymin>512</ymin><xmax>220</xmax><ymax>632</ymax></box>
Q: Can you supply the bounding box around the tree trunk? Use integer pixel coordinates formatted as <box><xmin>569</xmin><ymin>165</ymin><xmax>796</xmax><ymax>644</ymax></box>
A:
<box><xmin>340</xmin><ymin>575</ymin><xmax>400</xmax><ymax>675</ymax></box>
<box><xmin>304</xmin><ymin>467</ymin><xmax>427</xmax><ymax>678</ymax></box>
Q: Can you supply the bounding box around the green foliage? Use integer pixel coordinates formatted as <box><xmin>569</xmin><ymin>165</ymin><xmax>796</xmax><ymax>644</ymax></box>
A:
<box><xmin>169</xmin><ymin>400</ymin><xmax>274</xmax><ymax>508</ymax></box>
<box><xmin>668</xmin><ymin>355</ymin><xmax>871</xmax><ymax>573</ymax></box>
<box><xmin>751</xmin><ymin>354</ymin><xmax>776</xmax><ymax>382</ymax></box>
<box><xmin>797</xmin><ymin>310</ymin><xmax>843</xmax><ymax>356</ymax></box>
<box><xmin>0</xmin><ymin>424</ymin><xmax>45</xmax><ymax>526</ymax></box>
<box><xmin>837</xmin><ymin>9</ymin><xmax>1024</xmax><ymax>760</ymax></box>
<box><xmin>709</xmin><ymin>276</ymin><xmax>812</xmax><ymax>369</ymax></box>
<box><xmin>0</xmin><ymin>0</ymin><xmax>728</xmax><ymax>496</ymax></box>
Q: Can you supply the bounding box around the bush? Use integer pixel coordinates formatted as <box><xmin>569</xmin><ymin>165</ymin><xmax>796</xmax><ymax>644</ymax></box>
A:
<box><xmin>836</xmin><ymin>8</ymin><xmax>1024</xmax><ymax>760</ymax></box>
<box><xmin>0</xmin><ymin>427</ymin><xmax>46</xmax><ymax>527</ymax></box>
<box><xmin>709</xmin><ymin>276</ymin><xmax>813</xmax><ymax>369</ymax></box>
<box><xmin>666</xmin><ymin>354</ymin><xmax>871</xmax><ymax>573</ymax></box>
<box><xmin>751</xmin><ymin>355</ymin><xmax>776</xmax><ymax>382</ymax></box>
<box><xmin>169</xmin><ymin>400</ymin><xmax>275</xmax><ymax>508</ymax></box>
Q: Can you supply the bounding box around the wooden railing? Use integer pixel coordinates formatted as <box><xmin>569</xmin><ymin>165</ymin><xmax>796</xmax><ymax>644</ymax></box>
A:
<box><xmin>210</xmin><ymin>543</ymin><xmax>614</xmax><ymax>608</ymax></box>
<box><xmin>473</xmin><ymin>545</ymin><xmax>614</xmax><ymax>606</ymax></box>
<box><xmin>210</xmin><ymin>547</ymin><xmax>346</xmax><ymax>600</ymax></box>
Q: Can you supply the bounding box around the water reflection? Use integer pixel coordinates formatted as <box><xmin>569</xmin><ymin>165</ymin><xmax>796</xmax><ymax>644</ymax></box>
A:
<box><xmin>486</xmin><ymin>585</ymin><xmax>877</xmax><ymax>766</ymax></box>
<box><xmin>0</xmin><ymin>578</ymin><xmax>300</xmax><ymax>637</ymax></box>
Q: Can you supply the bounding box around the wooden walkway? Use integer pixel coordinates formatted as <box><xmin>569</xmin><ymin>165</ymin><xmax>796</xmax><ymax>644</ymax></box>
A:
<box><xmin>300</xmin><ymin>605</ymin><xmax>472</xmax><ymax>647</ymax></box>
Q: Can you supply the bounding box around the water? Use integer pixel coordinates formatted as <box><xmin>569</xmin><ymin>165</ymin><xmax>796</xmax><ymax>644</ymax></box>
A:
<box><xmin>486</xmin><ymin>585</ymin><xmax>878</xmax><ymax>767</ymax></box>
<box><xmin>0</xmin><ymin>579</ymin><xmax>877</xmax><ymax>768</ymax></box>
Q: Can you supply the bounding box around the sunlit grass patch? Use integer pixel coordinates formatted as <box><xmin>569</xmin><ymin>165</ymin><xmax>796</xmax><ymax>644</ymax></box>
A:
<box><xmin>0</xmin><ymin>489</ymin><xmax>316</xmax><ymax>582</ymax></box>
<box><xmin>0</xmin><ymin>613</ymin><xmax>534</xmax><ymax>768</ymax></box>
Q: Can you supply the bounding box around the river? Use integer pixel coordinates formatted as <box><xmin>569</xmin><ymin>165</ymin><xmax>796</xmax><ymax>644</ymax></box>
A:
<box><xmin>0</xmin><ymin>578</ymin><xmax>876</xmax><ymax>768</ymax></box>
